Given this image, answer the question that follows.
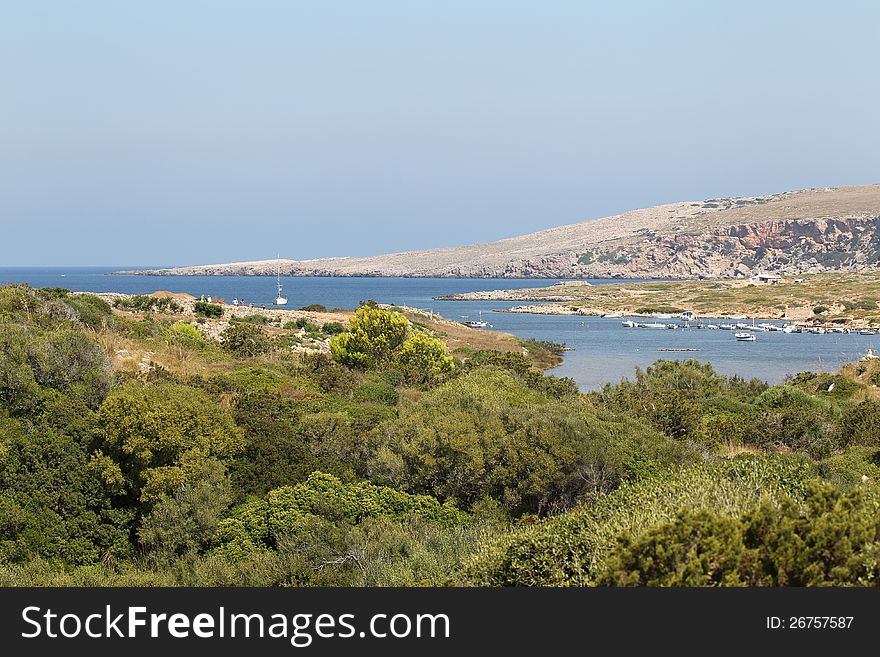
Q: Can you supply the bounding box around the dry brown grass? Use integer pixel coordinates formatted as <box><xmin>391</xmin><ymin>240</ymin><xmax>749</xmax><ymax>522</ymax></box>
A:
<box><xmin>402</xmin><ymin>311</ymin><xmax>524</xmax><ymax>355</ymax></box>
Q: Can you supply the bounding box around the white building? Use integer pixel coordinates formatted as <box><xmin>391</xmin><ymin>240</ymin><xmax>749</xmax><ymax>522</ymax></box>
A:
<box><xmin>749</xmin><ymin>273</ymin><xmax>782</xmax><ymax>285</ymax></box>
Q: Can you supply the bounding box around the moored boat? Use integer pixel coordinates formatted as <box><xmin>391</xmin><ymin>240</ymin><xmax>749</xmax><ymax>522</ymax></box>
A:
<box><xmin>274</xmin><ymin>261</ymin><xmax>288</xmax><ymax>306</ymax></box>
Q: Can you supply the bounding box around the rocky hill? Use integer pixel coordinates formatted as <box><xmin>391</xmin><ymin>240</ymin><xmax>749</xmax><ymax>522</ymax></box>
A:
<box><xmin>122</xmin><ymin>184</ymin><xmax>880</xmax><ymax>279</ymax></box>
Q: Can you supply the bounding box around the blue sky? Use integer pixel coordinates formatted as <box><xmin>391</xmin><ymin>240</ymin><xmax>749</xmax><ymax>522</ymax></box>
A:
<box><xmin>1</xmin><ymin>1</ymin><xmax>878</xmax><ymax>266</ymax></box>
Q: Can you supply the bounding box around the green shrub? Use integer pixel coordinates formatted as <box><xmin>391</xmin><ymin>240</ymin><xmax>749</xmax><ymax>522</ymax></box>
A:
<box><xmin>137</xmin><ymin>459</ymin><xmax>232</xmax><ymax>562</ymax></box>
<box><xmin>229</xmin><ymin>394</ymin><xmax>329</xmax><ymax>498</ymax></box>
<box><xmin>395</xmin><ymin>332</ymin><xmax>455</xmax><ymax>386</ymax></box>
<box><xmin>819</xmin><ymin>446</ymin><xmax>880</xmax><ymax>490</ymax></box>
<box><xmin>837</xmin><ymin>400</ymin><xmax>880</xmax><ymax>448</ymax></box>
<box><xmin>842</xmin><ymin>299</ymin><xmax>879</xmax><ymax>311</ymax></box>
<box><xmin>213</xmin><ymin>472</ymin><xmax>468</xmax><ymax>559</ymax></box>
<box><xmin>598</xmin><ymin>482</ymin><xmax>880</xmax><ymax>586</ymax></box>
<box><xmin>220</xmin><ymin>323</ymin><xmax>271</xmax><ymax>357</ymax></box>
<box><xmin>466</xmin><ymin>454</ymin><xmax>815</xmax><ymax>586</ymax></box>
<box><xmin>353</xmin><ymin>378</ymin><xmax>400</xmax><ymax>406</ymax></box>
<box><xmin>0</xmin><ymin>404</ymin><xmax>134</xmax><ymax>565</ymax></box>
<box><xmin>747</xmin><ymin>385</ymin><xmax>841</xmax><ymax>458</ymax></box>
<box><xmin>321</xmin><ymin>321</ymin><xmax>346</xmax><ymax>335</ymax></box>
<box><xmin>95</xmin><ymin>381</ymin><xmax>244</xmax><ymax>504</ymax></box>
<box><xmin>371</xmin><ymin>368</ymin><xmax>688</xmax><ymax>515</ymax></box>
<box><xmin>114</xmin><ymin>295</ymin><xmax>182</xmax><ymax>314</ymax></box>
<box><xmin>789</xmin><ymin>371</ymin><xmax>861</xmax><ymax>400</ymax></box>
<box><xmin>168</xmin><ymin>322</ymin><xmax>205</xmax><ymax>345</ymax></box>
<box><xmin>330</xmin><ymin>305</ymin><xmax>409</xmax><ymax>368</ymax></box>
<box><xmin>64</xmin><ymin>294</ymin><xmax>112</xmax><ymax>330</ymax></box>
<box><xmin>230</xmin><ymin>314</ymin><xmax>272</xmax><ymax>325</ymax></box>
<box><xmin>0</xmin><ymin>325</ymin><xmax>112</xmax><ymax>413</ymax></box>
<box><xmin>193</xmin><ymin>301</ymin><xmax>223</xmax><ymax>318</ymax></box>
<box><xmin>596</xmin><ymin>360</ymin><xmax>761</xmax><ymax>440</ymax></box>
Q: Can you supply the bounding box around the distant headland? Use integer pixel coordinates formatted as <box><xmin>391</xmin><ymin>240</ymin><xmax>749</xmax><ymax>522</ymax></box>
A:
<box><xmin>118</xmin><ymin>184</ymin><xmax>880</xmax><ymax>280</ymax></box>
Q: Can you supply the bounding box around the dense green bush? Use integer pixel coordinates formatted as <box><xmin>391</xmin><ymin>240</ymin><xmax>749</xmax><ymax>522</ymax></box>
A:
<box><xmin>321</xmin><ymin>321</ymin><xmax>346</xmax><ymax>335</ymax></box>
<box><xmin>193</xmin><ymin>301</ymin><xmax>223</xmax><ymax>318</ymax></box>
<box><xmin>747</xmin><ymin>385</ymin><xmax>840</xmax><ymax>457</ymax></box>
<box><xmin>229</xmin><ymin>393</ymin><xmax>331</xmax><ymax>498</ymax></box>
<box><xmin>596</xmin><ymin>360</ymin><xmax>766</xmax><ymax>441</ymax></box>
<box><xmin>837</xmin><ymin>400</ymin><xmax>880</xmax><ymax>448</ymax></box>
<box><xmin>0</xmin><ymin>325</ymin><xmax>112</xmax><ymax>413</ymax></box>
<box><xmin>330</xmin><ymin>305</ymin><xmax>409</xmax><ymax>368</ymax></box>
<box><xmin>138</xmin><ymin>459</ymin><xmax>233</xmax><ymax>562</ymax></box>
<box><xmin>598</xmin><ymin>482</ymin><xmax>880</xmax><ymax>586</ymax></box>
<box><xmin>467</xmin><ymin>454</ymin><xmax>815</xmax><ymax>586</ymax></box>
<box><xmin>371</xmin><ymin>368</ymin><xmax>688</xmax><ymax>515</ymax></box>
<box><xmin>64</xmin><ymin>294</ymin><xmax>112</xmax><ymax>329</ymax></box>
<box><xmin>396</xmin><ymin>331</ymin><xmax>455</xmax><ymax>386</ymax></box>
<box><xmin>213</xmin><ymin>472</ymin><xmax>467</xmax><ymax>560</ymax></box>
<box><xmin>819</xmin><ymin>446</ymin><xmax>880</xmax><ymax>490</ymax></box>
<box><xmin>167</xmin><ymin>321</ymin><xmax>206</xmax><ymax>347</ymax></box>
<box><xmin>0</xmin><ymin>403</ymin><xmax>133</xmax><ymax>565</ymax></box>
<box><xmin>95</xmin><ymin>381</ymin><xmax>244</xmax><ymax>504</ymax></box>
<box><xmin>789</xmin><ymin>371</ymin><xmax>862</xmax><ymax>400</ymax></box>
<box><xmin>221</xmin><ymin>323</ymin><xmax>271</xmax><ymax>357</ymax></box>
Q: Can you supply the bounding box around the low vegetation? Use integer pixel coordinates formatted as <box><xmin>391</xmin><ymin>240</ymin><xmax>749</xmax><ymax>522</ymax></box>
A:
<box><xmin>3</xmin><ymin>282</ymin><xmax>880</xmax><ymax>586</ymax></box>
<box><xmin>476</xmin><ymin>271</ymin><xmax>880</xmax><ymax>325</ymax></box>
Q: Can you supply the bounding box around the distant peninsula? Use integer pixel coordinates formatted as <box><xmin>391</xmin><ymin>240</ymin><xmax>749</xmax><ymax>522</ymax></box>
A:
<box><xmin>119</xmin><ymin>184</ymin><xmax>880</xmax><ymax>279</ymax></box>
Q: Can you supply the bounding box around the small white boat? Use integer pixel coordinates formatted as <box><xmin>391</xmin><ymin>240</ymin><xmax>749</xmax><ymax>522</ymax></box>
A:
<box><xmin>274</xmin><ymin>261</ymin><xmax>288</xmax><ymax>306</ymax></box>
<box><xmin>621</xmin><ymin>320</ymin><xmax>637</xmax><ymax>328</ymax></box>
<box><xmin>603</xmin><ymin>313</ymin><xmax>622</xmax><ymax>319</ymax></box>
<box><xmin>707</xmin><ymin>324</ymin><xmax>720</xmax><ymax>330</ymax></box>
<box><xmin>719</xmin><ymin>323</ymin><xmax>735</xmax><ymax>330</ymax></box>
<box><xmin>809</xmin><ymin>327</ymin><xmax>826</xmax><ymax>334</ymax></box>
<box><xmin>680</xmin><ymin>311</ymin><xmax>697</xmax><ymax>321</ymax></box>
<box><xmin>859</xmin><ymin>329</ymin><xmax>877</xmax><ymax>336</ymax></box>
<box><xmin>735</xmin><ymin>332</ymin><xmax>757</xmax><ymax>342</ymax></box>
<box><xmin>462</xmin><ymin>311</ymin><xmax>488</xmax><ymax>328</ymax></box>
<box><xmin>782</xmin><ymin>325</ymin><xmax>800</xmax><ymax>334</ymax></box>
<box><xmin>640</xmin><ymin>322</ymin><xmax>669</xmax><ymax>329</ymax></box>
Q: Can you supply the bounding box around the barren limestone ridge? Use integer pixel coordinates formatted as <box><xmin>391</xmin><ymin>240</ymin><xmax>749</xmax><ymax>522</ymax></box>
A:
<box><xmin>122</xmin><ymin>184</ymin><xmax>880</xmax><ymax>279</ymax></box>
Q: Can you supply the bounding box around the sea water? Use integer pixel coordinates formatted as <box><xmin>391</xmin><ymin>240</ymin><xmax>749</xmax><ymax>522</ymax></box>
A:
<box><xmin>2</xmin><ymin>267</ymin><xmax>876</xmax><ymax>390</ymax></box>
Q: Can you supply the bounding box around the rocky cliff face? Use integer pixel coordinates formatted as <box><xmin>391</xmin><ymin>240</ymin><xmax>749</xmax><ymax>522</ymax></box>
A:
<box><xmin>571</xmin><ymin>217</ymin><xmax>880</xmax><ymax>279</ymax></box>
<box><xmin>121</xmin><ymin>185</ymin><xmax>880</xmax><ymax>279</ymax></box>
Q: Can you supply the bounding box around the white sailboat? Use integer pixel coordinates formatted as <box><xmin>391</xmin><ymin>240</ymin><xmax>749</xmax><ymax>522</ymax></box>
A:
<box><xmin>274</xmin><ymin>260</ymin><xmax>288</xmax><ymax>306</ymax></box>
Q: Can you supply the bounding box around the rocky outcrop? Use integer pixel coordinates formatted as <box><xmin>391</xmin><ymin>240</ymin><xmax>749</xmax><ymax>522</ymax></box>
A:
<box><xmin>569</xmin><ymin>217</ymin><xmax>880</xmax><ymax>279</ymax></box>
<box><xmin>120</xmin><ymin>185</ymin><xmax>880</xmax><ymax>279</ymax></box>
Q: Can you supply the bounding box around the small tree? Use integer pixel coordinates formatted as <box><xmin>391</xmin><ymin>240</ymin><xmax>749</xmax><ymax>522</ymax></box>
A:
<box><xmin>96</xmin><ymin>381</ymin><xmax>244</xmax><ymax>504</ymax></box>
<box><xmin>396</xmin><ymin>331</ymin><xmax>455</xmax><ymax>385</ymax></box>
<box><xmin>330</xmin><ymin>305</ymin><xmax>409</xmax><ymax>368</ymax></box>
